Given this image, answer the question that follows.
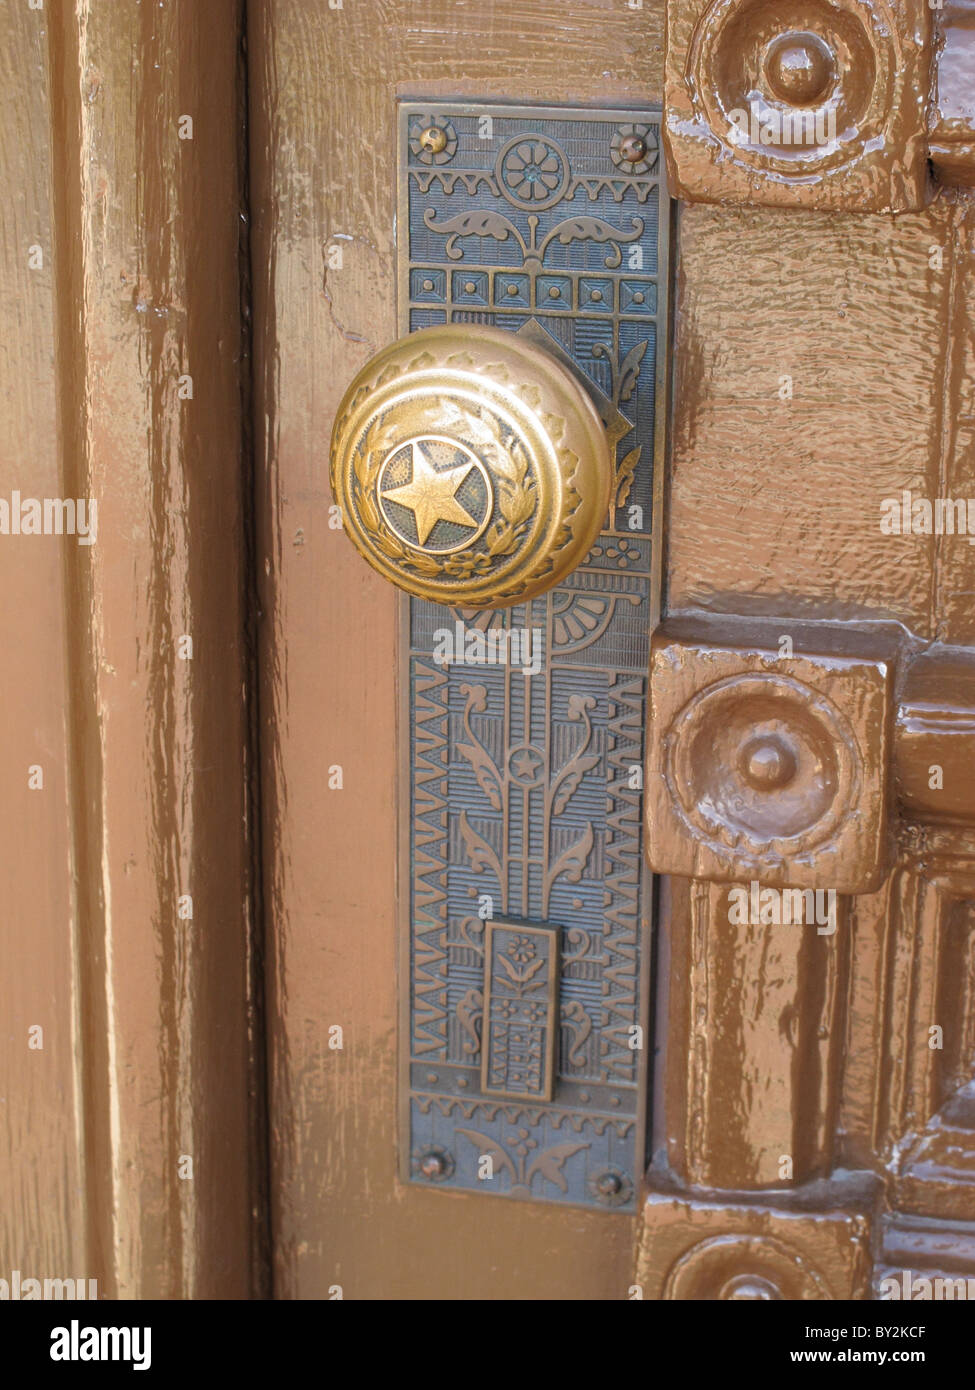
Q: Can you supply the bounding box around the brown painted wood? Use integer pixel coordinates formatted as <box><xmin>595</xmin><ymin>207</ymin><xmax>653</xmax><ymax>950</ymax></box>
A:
<box><xmin>931</xmin><ymin>1</ymin><xmax>975</xmax><ymax>186</ymax></box>
<box><xmin>1</xmin><ymin>1</ymin><xmax>259</xmax><ymax>1297</ymax></box>
<box><xmin>0</xmin><ymin>4</ymin><xmax>85</xmax><ymax>1286</ymax></box>
<box><xmin>251</xmin><ymin>0</ymin><xmax>975</xmax><ymax>1301</ymax></box>
<box><xmin>249</xmin><ymin>0</ymin><xmax>666</xmax><ymax>1302</ymax></box>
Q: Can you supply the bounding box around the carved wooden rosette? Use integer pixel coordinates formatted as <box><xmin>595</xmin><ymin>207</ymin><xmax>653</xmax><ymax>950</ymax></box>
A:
<box><xmin>646</xmin><ymin>618</ymin><xmax>895</xmax><ymax>891</ymax></box>
<box><xmin>664</xmin><ymin>0</ymin><xmax>935</xmax><ymax>211</ymax></box>
<box><xmin>639</xmin><ymin>616</ymin><xmax>975</xmax><ymax>1299</ymax></box>
<box><xmin>636</xmin><ymin>1191</ymin><xmax>874</xmax><ymax>1300</ymax></box>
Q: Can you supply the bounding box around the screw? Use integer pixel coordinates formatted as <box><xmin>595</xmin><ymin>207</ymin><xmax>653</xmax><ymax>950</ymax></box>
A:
<box><xmin>740</xmin><ymin>735</ymin><xmax>797</xmax><ymax>790</ymax></box>
<box><xmin>419</xmin><ymin>125</ymin><xmax>448</xmax><ymax>155</ymax></box>
<box><xmin>765</xmin><ymin>32</ymin><xmax>834</xmax><ymax>107</ymax></box>
<box><xmin>420</xmin><ymin>1152</ymin><xmax>446</xmax><ymax>1179</ymax></box>
<box><xmin>721</xmin><ymin>1274</ymin><xmax>781</xmax><ymax>1300</ymax></box>
<box><xmin>619</xmin><ymin>134</ymin><xmax>647</xmax><ymax>164</ymax></box>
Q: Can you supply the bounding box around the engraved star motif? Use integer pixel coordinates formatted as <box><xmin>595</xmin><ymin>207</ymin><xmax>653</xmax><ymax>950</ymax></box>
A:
<box><xmin>382</xmin><ymin>441</ymin><xmax>479</xmax><ymax>547</ymax></box>
<box><xmin>511</xmin><ymin>749</ymin><xmax>542</xmax><ymax>781</ymax></box>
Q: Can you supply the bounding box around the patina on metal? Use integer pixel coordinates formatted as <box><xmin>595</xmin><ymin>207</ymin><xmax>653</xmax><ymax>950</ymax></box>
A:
<box><xmin>395</xmin><ymin>102</ymin><xmax>670</xmax><ymax>1211</ymax></box>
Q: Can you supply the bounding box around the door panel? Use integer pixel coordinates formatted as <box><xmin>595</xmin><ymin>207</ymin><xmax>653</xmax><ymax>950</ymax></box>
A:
<box><xmin>249</xmin><ymin>0</ymin><xmax>666</xmax><ymax>1300</ymax></box>
<box><xmin>251</xmin><ymin>0</ymin><xmax>975</xmax><ymax>1301</ymax></box>
<box><xmin>6</xmin><ymin>0</ymin><xmax>975</xmax><ymax>1304</ymax></box>
<box><xmin>1</xmin><ymin>0</ymin><xmax>258</xmax><ymax>1297</ymax></box>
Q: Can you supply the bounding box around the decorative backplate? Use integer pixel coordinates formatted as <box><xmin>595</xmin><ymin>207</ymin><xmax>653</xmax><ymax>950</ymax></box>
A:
<box><xmin>398</xmin><ymin>103</ymin><xmax>670</xmax><ymax>1209</ymax></box>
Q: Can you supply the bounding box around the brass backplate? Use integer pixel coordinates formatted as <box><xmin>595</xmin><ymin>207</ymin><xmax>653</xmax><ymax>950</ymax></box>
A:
<box><xmin>398</xmin><ymin>101</ymin><xmax>670</xmax><ymax>1210</ymax></box>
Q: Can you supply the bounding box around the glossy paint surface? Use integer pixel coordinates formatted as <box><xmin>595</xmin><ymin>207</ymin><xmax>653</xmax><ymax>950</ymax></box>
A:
<box><xmin>931</xmin><ymin>0</ymin><xmax>975</xmax><ymax>184</ymax></box>
<box><xmin>252</xmin><ymin>0</ymin><xmax>975</xmax><ymax>1300</ymax></box>
<box><xmin>1</xmin><ymin>1</ymin><xmax>258</xmax><ymax>1297</ymax></box>
<box><xmin>249</xmin><ymin>0</ymin><xmax>666</xmax><ymax>1300</ymax></box>
<box><xmin>668</xmin><ymin>197</ymin><xmax>975</xmax><ymax>646</ymax></box>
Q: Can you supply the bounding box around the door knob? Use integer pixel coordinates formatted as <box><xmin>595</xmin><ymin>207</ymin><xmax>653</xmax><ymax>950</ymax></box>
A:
<box><xmin>329</xmin><ymin>323</ymin><xmax>612</xmax><ymax>607</ymax></box>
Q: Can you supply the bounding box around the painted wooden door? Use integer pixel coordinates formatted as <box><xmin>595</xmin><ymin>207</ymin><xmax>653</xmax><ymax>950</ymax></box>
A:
<box><xmin>5</xmin><ymin>0</ymin><xmax>975</xmax><ymax>1304</ymax></box>
<box><xmin>250</xmin><ymin>0</ymin><xmax>975</xmax><ymax>1301</ymax></box>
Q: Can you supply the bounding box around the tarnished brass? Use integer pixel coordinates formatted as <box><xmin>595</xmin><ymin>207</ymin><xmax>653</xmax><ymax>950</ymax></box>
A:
<box><xmin>480</xmin><ymin>920</ymin><xmax>560</xmax><ymax>1103</ymax></box>
<box><xmin>418</xmin><ymin>124</ymin><xmax>449</xmax><ymax>155</ymax></box>
<box><xmin>248</xmin><ymin>0</ymin><xmax>975</xmax><ymax>1304</ymax></box>
<box><xmin>329</xmin><ymin>323</ymin><xmax>612</xmax><ymax>607</ymax></box>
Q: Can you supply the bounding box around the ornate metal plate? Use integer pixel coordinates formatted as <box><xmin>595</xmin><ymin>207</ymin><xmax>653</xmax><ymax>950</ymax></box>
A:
<box><xmin>397</xmin><ymin>102</ymin><xmax>669</xmax><ymax>1210</ymax></box>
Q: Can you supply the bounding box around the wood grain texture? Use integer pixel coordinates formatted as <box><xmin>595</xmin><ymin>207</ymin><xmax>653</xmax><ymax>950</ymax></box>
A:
<box><xmin>250</xmin><ymin>0</ymin><xmax>665</xmax><ymax>1300</ymax></box>
<box><xmin>660</xmin><ymin>880</ymin><xmax>848</xmax><ymax>1190</ymax></box>
<box><xmin>667</xmin><ymin>195</ymin><xmax>975</xmax><ymax>647</ymax></box>
<box><xmin>0</xmin><ymin>2</ymin><xmax>86</xmax><ymax>1285</ymax></box>
<box><xmin>1</xmin><ymin>0</ymin><xmax>258</xmax><ymax>1297</ymax></box>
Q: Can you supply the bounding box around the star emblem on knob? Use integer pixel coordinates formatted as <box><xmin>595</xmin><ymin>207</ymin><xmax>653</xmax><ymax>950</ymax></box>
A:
<box><xmin>378</xmin><ymin>437</ymin><xmax>492</xmax><ymax>552</ymax></box>
<box><xmin>329</xmin><ymin>323</ymin><xmax>612</xmax><ymax>606</ymax></box>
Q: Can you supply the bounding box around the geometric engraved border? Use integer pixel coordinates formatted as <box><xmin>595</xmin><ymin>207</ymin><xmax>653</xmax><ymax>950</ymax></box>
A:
<box><xmin>398</xmin><ymin>101</ymin><xmax>670</xmax><ymax>1210</ymax></box>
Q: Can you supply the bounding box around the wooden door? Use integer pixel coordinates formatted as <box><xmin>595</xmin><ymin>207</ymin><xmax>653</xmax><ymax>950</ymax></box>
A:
<box><xmin>5</xmin><ymin>0</ymin><xmax>975</xmax><ymax>1306</ymax></box>
<box><xmin>249</xmin><ymin>0</ymin><xmax>975</xmax><ymax>1301</ymax></box>
<box><xmin>1</xmin><ymin>0</ymin><xmax>259</xmax><ymax>1300</ymax></box>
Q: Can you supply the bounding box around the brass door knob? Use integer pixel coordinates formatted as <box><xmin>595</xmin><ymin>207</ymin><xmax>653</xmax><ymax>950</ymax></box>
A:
<box><xmin>329</xmin><ymin>324</ymin><xmax>612</xmax><ymax>607</ymax></box>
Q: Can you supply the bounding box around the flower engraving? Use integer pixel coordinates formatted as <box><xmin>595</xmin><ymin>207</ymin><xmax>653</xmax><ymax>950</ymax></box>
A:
<box><xmin>496</xmin><ymin>134</ymin><xmax>569</xmax><ymax>210</ymax></box>
<box><xmin>456</xmin><ymin>1126</ymin><xmax>588</xmax><ymax>1199</ymax></box>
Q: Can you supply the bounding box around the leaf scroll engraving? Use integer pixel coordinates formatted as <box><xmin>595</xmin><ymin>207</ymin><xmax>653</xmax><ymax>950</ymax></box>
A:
<box><xmin>456</xmin><ymin>1127</ymin><xmax>589</xmax><ymax>1198</ymax></box>
<box><xmin>403</xmin><ymin>106</ymin><xmax>661</xmax><ymax>1207</ymax></box>
<box><xmin>423</xmin><ymin>208</ymin><xmax>528</xmax><ymax>261</ymax></box>
<box><xmin>538</xmin><ymin>215</ymin><xmax>645</xmax><ymax>268</ymax></box>
<box><xmin>423</xmin><ymin>208</ymin><xmax>645</xmax><ymax>271</ymax></box>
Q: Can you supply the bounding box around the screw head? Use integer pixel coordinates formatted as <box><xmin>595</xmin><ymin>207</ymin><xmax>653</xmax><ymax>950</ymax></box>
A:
<box><xmin>765</xmin><ymin>32</ymin><xmax>835</xmax><ymax>107</ymax></box>
<box><xmin>420</xmin><ymin>1152</ymin><xmax>446</xmax><ymax>1179</ymax></box>
<box><xmin>419</xmin><ymin>125</ymin><xmax>448</xmax><ymax>155</ymax></box>
<box><xmin>619</xmin><ymin>134</ymin><xmax>648</xmax><ymax>165</ymax></box>
<box><xmin>720</xmin><ymin>1274</ymin><xmax>781</xmax><ymax>1300</ymax></box>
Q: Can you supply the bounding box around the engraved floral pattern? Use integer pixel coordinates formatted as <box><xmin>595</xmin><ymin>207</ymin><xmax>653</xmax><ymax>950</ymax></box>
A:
<box><xmin>404</xmin><ymin>107</ymin><xmax>665</xmax><ymax>1208</ymax></box>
